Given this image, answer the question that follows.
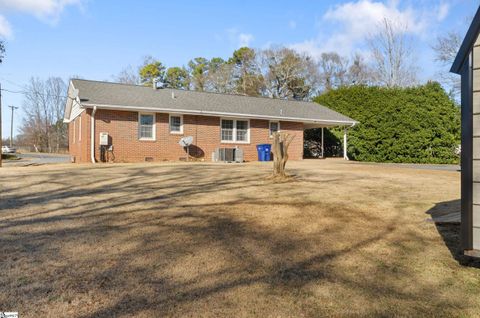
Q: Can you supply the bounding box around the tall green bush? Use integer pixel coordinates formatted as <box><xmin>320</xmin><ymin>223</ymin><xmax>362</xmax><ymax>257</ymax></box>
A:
<box><xmin>312</xmin><ymin>82</ymin><xmax>460</xmax><ymax>163</ymax></box>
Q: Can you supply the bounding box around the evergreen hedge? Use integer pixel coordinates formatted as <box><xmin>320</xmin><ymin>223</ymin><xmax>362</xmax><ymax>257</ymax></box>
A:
<box><xmin>311</xmin><ymin>82</ymin><xmax>461</xmax><ymax>164</ymax></box>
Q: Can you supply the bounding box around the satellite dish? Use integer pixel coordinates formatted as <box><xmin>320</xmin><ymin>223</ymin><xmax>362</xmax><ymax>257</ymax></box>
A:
<box><xmin>179</xmin><ymin>136</ymin><xmax>194</xmax><ymax>162</ymax></box>
<box><xmin>179</xmin><ymin>136</ymin><xmax>193</xmax><ymax>147</ymax></box>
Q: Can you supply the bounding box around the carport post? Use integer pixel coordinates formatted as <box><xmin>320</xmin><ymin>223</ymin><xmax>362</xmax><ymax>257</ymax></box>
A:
<box><xmin>343</xmin><ymin>127</ymin><xmax>349</xmax><ymax>160</ymax></box>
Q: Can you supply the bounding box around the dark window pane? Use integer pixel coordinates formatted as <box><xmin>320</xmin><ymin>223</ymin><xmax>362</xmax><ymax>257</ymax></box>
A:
<box><xmin>170</xmin><ymin>116</ymin><xmax>181</xmax><ymax>131</ymax></box>
<box><xmin>236</xmin><ymin>120</ymin><xmax>248</xmax><ymax>130</ymax></box>
<box><xmin>222</xmin><ymin>120</ymin><xmax>233</xmax><ymax>129</ymax></box>
<box><xmin>140</xmin><ymin>114</ymin><xmax>153</xmax><ymax>125</ymax></box>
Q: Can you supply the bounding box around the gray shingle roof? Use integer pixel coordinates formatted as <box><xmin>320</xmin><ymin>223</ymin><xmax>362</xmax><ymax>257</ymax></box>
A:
<box><xmin>71</xmin><ymin>79</ymin><xmax>357</xmax><ymax>126</ymax></box>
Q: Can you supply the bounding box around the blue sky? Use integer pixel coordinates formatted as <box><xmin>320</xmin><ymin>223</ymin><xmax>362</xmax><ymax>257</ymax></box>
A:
<box><xmin>0</xmin><ymin>0</ymin><xmax>478</xmax><ymax>138</ymax></box>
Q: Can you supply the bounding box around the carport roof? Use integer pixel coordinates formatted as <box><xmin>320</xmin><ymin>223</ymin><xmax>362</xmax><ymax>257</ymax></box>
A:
<box><xmin>67</xmin><ymin>79</ymin><xmax>357</xmax><ymax>127</ymax></box>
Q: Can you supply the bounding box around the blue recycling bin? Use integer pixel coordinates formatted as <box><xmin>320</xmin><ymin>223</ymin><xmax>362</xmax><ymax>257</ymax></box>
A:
<box><xmin>256</xmin><ymin>144</ymin><xmax>272</xmax><ymax>161</ymax></box>
<box><xmin>256</xmin><ymin>144</ymin><xmax>266</xmax><ymax>161</ymax></box>
<box><xmin>264</xmin><ymin>144</ymin><xmax>272</xmax><ymax>161</ymax></box>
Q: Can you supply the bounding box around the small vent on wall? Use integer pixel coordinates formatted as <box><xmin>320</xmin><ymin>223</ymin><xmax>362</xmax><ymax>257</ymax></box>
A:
<box><xmin>144</xmin><ymin>157</ymin><xmax>154</xmax><ymax>162</ymax></box>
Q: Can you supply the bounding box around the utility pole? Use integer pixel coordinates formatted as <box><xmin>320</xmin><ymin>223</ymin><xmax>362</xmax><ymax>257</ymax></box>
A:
<box><xmin>8</xmin><ymin>105</ymin><xmax>18</xmax><ymax>147</ymax></box>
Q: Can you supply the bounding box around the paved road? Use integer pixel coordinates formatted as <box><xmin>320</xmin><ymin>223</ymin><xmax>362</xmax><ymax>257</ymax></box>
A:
<box><xmin>2</xmin><ymin>152</ymin><xmax>71</xmax><ymax>166</ymax></box>
<box><xmin>351</xmin><ymin>161</ymin><xmax>460</xmax><ymax>172</ymax></box>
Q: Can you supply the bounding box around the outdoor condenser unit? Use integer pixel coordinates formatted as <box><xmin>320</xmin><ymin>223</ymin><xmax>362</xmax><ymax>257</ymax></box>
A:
<box><xmin>215</xmin><ymin>147</ymin><xmax>243</xmax><ymax>163</ymax></box>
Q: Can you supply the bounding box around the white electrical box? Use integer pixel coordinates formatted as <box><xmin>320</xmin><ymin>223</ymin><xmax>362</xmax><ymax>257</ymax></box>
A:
<box><xmin>99</xmin><ymin>132</ymin><xmax>109</xmax><ymax>145</ymax></box>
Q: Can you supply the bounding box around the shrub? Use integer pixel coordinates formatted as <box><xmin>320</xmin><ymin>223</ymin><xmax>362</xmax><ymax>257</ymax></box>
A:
<box><xmin>312</xmin><ymin>82</ymin><xmax>461</xmax><ymax>164</ymax></box>
<box><xmin>1</xmin><ymin>154</ymin><xmax>19</xmax><ymax>160</ymax></box>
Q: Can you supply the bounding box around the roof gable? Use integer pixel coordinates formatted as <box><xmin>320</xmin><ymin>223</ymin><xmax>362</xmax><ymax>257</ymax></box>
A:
<box><xmin>451</xmin><ymin>5</ymin><xmax>480</xmax><ymax>74</ymax></box>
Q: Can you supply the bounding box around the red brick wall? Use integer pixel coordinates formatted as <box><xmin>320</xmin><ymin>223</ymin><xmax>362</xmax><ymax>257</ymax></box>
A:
<box><xmin>68</xmin><ymin>110</ymin><xmax>89</xmax><ymax>163</ymax></box>
<box><xmin>71</xmin><ymin>109</ymin><xmax>304</xmax><ymax>163</ymax></box>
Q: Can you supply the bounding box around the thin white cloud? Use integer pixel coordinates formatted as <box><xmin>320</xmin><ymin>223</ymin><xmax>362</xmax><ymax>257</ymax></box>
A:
<box><xmin>0</xmin><ymin>0</ymin><xmax>83</xmax><ymax>20</ymax></box>
<box><xmin>238</xmin><ymin>33</ymin><xmax>254</xmax><ymax>47</ymax></box>
<box><xmin>290</xmin><ymin>0</ymin><xmax>432</xmax><ymax>59</ymax></box>
<box><xmin>436</xmin><ymin>2</ymin><xmax>450</xmax><ymax>22</ymax></box>
<box><xmin>0</xmin><ymin>14</ymin><xmax>12</xmax><ymax>38</ymax></box>
<box><xmin>0</xmin><ymin>0</ymin><xmax>83</xmax><ymax>36</ymax></box>
<box><xmin>226</xmin><ymin>28</ymin><xmax>254</xmax><ymax>48</ymax></box>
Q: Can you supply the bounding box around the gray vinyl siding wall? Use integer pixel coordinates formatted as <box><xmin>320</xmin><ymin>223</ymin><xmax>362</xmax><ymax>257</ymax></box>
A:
<box><xmin>472</xmin><ymin>35</ymin><xmax>480</xmax><ymax>249</ymax></box>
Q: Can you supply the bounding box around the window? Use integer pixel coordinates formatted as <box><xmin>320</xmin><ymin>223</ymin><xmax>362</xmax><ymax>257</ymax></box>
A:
<box><xmin>269</xmin><ymin>121</ymin><xmax>279</xmax><ymax>137</ymax></box>
<box><xmin>73</xmin><ymin>119</ymin><xmax>76</xmax><ymax>143</ymax></box>
<box><xmin>139</xmin><ymin>113</ymin><xmax>155</xmax><ymax>140</ymax></box>
<box><xmin>221</xmin><ymin>119</ymin><xmax>234</xmax><ymax>141</ymax></box>
<box><xmin>221</xmin><ymin>119</ymin><xmax>249</xmax><ymax>143</ymax></box>
<box><xmin>169</xmin><ymin>114</ymin><xmax>183</xmax><ymax>134</ymax></box>
<box><xmin>236</xmin><ymin>120</ymin><xmax>248</xmax><ymax>142</ymax></box>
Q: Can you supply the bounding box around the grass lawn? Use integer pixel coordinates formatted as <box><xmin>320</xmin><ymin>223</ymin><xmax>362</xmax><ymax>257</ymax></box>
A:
<box><xmin>1</xmin><ymin>159</ymin><xmax>479</xmax><ymax>317</ymax></box>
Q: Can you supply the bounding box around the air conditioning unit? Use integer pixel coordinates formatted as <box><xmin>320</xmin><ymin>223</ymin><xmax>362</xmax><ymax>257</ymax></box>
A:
<box><xmin>235</xmin><ymin>148</ymin><xmax>244</xmax><ymax>163</ymax></box>
<box><xmin>214</xmin><ymin>147</ymin><xmax>244</xmax><ymax>163</ymax></box>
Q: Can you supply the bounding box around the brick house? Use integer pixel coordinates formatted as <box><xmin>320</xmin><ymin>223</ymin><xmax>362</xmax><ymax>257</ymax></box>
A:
<box><xmin>64</xmin><ymin>79</ymin><xmax>357</xmax><ymax>163</ymax></box>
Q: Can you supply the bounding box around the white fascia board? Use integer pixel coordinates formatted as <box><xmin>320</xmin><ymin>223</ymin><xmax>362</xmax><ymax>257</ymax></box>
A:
<box><xmin>64</xmin><ymin>101</ymin><xmax>86</xmax><ymax>123</ymax></box>
<box><xmin>81</xmin><ymin>102</ymin><xmax>358</xmax><ymax>127</ymax></box>
<box><xmin>63</xmin><ymin>81</ymin><xmax>75</xmax><ymax>123</ymax></box>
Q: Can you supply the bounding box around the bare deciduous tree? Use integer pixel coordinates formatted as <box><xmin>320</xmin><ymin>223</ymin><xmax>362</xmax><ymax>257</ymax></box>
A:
<box><xmin>432</xmin><ymin>31</ymin><xmax>462</xmax><ymax>97</ymax></box>
<box><xmin>20</xmin><ymin>77</ymin><xmax>67</xmax><ymax>152</ymax></box>
<box><xmin>347</xmin><ymin>53</ymin><xmax>374</xmax><ymax>86</ymax></box>
<box><xmin>318</xmin><ymin>52</ymin><xmax>348</xmax><ymax>91</ymax></box>
<box><xmin>113</xmin><ymin>65</ymin><xmax>140</xmax><ymax>85</ymax></box>
<box><xmin>368</xmin><ymin>18</ymin><xmax>417</xmax><ymax>87</ymax></box>
<box><xmin>207</xmin><ymin>62</ymin><xmax>235</xmax><ymax>93</ymax></box>
<box><xmin>262</xmin><ymin>46</ymin><xmax>319</xmax><ymax>100</ymax></box>
<box><xmin>272</xmin><ymin>132</ymin><xmax>295</xmax><ymax>178</ymax></box>
<box><xmin>0</xmin><ymin>40</ymin><xmax>5</xmax><ymax>64</ymax></box>
<box><xmin>433</xmin><ymin>31</ymin><xmax>462</xmax><ymax>64</ymax></box>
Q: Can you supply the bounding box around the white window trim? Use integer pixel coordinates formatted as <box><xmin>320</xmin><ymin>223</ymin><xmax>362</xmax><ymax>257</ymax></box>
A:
<box><xmin>138</xmin><ymin>112</ymin><xmax>156</xmax><ymax>141</ymax></box>
<box><xmin>73</xmin><ymin>119</ymin><xmax>76</xmax><ymax>144</ymax></box>
<box><xmin>169</xmin><ymin>114</ymin><xmax>184</xmax><ymax>134</ymax></box>
<box><xmin>269</xmin><ymin>121</ymin><xmax>280</xmax><ymax>138</ymax></box>
<box><xmin>78</xmin><ymin>116</ymin><xmax>82</xmax><ymax>142</ymax></box>
<box><xmin>220</xmin><ymin>118</ymin><xmax>250</xmax><ymax>144</ymax></box>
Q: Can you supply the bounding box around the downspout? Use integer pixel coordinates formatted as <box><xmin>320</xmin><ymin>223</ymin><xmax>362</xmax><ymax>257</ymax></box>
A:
<box><xmin>90</xmin><ymin>106</ymin><xmax>97</xmax><ymax>163</ymax></box>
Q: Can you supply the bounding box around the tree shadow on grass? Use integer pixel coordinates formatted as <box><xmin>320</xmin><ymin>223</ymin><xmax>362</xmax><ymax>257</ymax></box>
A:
<box><xmin>0</xmin><ymin>164</ymin><xmax>476</xmax><ymax>317</ymax></box>
<box><xmin>426</xmin><ymin>199</ymin><xmax>480</xmax><ymax>268</ymax></box>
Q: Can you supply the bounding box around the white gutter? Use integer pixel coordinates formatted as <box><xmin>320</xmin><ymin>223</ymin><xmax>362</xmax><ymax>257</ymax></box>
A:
<box><xmin>81</xmin><ymin>102</ymin><xmax>358</xmax><ymax>127</ymax></box>
<box><xmin>90</xmin><ymin>106</ymin><xmax>97</xmax><ymax>163</ymax></box>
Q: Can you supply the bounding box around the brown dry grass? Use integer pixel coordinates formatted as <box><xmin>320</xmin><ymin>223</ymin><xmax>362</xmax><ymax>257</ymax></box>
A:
<box><xmin>0</xmin><ymin>159</ymin><xmax>479</xmax><ymax>317</ymax></box>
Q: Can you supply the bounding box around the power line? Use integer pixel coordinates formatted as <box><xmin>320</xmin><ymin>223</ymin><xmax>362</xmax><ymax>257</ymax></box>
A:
<box><xmin>0</xmin><ymin>78</ymin><xmax>72</xmax><ymax>98</ymax></box>
<box><xmin>0</xmin><ymin>87</ymin><xmax>71</xmax><ymax>99</ymax></box>
<box><xmin>0</xmin><ymin>77</ymin><xmax>27</xmax><ymax>90</ymax></box>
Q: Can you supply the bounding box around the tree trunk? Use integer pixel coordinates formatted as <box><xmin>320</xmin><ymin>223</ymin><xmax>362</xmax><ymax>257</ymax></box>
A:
<box><xmin>272</xmin><ymin>132</ymin><xmax>295</xmax><ymax>178</ymax></box>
